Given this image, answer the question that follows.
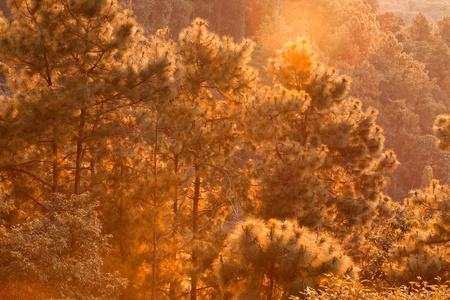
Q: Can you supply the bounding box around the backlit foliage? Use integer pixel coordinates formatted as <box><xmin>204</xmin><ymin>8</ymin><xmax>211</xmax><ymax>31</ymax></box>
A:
<box><xmin>246</xmin><ymin>39</ymin><xmax>397</xmax><ymax>232</ymax></box>
<box><xmin>293</xmin><ymin>274</ymin><xmax>450</xmax><ymax>299</ymax></box>
<box><xmin>358</xmin><ymin>202</ymin><xmax>417</xmax><ymax>286</ymax></box>
<box><xmin>434</xmin><ymin>115</ymin><xmax>450</xmax><ymax>151</ymax></box>
<box><xmin>0</xmin><ymin>0</ymin><xmax>449</xmax><ymax>299</ymax></box>
<box><xmin>386</xmin><ymin>181</ymin><xmax>450</xmax><ymax>285</ymax></box>
<box><xmin>215</xmin><ymin>219</ymin><xmax>354</xmax><ymax>299</ymax></box>
<box><xmin>0</xmin><ymin>0</ymin><xmax>169</xmax><ymax>298</ymax></box>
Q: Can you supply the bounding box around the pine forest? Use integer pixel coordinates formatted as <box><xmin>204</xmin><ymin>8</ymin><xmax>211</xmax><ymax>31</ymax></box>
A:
<box><xmin>0</xmin><ymin>0</ymin><xmax>450</xmax><ymax>299</ymax></box>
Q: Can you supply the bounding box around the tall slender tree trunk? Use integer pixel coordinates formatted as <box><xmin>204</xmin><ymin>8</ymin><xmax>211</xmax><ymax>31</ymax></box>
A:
<box><xmin>169</xmin><ymin>154</ymin><xmax>179</xmax><ymax>300</ymax></box>
<box><xmin>241</xmin><ymin>3</ymin><xmax>246</xmax><ymax>39</ymax></box>
<box><xmin>74</xmin><ymin>109</ymin><xmax>85</xmax><ymax>195</ymax></box>
<box><xmin>208</xmin><ymin>0</ymin><xmax>212</xmax><ymax>21</ymax></box>
<box><xmin>52</xmin><ymin>141</ymin><xmax>58</xmax><ymax>192</ymax></box>
<box><xmin>52</xmin><ymin>140</ymin><xmax>58</xmax><ymax>202</ymax></box>
<box><xmin>216</xmin><ymin>1</ymin><xmax>222</xmax><ymax>35</ymax></box>
<box><xmin>51</xmin><ymin>110</ymin><xmax>58</xmax><ymax>202</ymax></box>
<box><xmin>191</xmin><ymin>163</ymin><xmax>200</xmax><ymax>300</ymax></box>
<box><xmin>151</xmin><ymin>118</ymin><xmax>159</xmax><ymax>300</ymax></box>
<box><xmin>173</xmin><ymin>155</ymin><xmax>179</xmax><ymax>215</ymax></box>
<box><xmin>267</xmin><ymin>262</ymin><xmax>275</xmax><ymax>300</ymax></box>
<box><xmin>276</xmin><ymin>0</ymin><xmax>280</xmax><ymax>30</ymax></box>
<box><xmin>118</xmin><ymin>163</ymin><xmax>126</xmax><ymax>263</ymax></box>
<box><xmin>118</xmin><ymin>197</ymin><xmax>127</xmax><ymax>262</ymax></box>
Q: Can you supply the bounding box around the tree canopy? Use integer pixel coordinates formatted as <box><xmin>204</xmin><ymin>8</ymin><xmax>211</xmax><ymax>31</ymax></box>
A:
<box><xmin>0</xmin><ymin>0</ymin><xmax>449</xmax><ymax>299</ymax></box>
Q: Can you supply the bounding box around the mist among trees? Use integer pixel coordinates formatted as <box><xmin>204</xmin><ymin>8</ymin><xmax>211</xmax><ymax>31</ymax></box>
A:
<box><xmin>0</xmin><ymin>0</ymin><xmax>449</xmax><ymax>299</ymax></box>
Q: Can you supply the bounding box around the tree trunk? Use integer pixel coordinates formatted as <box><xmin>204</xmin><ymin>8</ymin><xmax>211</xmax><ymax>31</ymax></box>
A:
<box><xmin>241</xmin><ymin>3</ymin><xmax>246</xmax><ymax>39</ymax></box>
<box><xmin>52</xmin><ymin>140</ymin><xmax>58</xmax><ymax>202</ymax></box>
<box><xmin>151</xmin><ymin>216</ymin><xmax>158</xmax><ymax>300</ymax></box>
<box><xmin>51</xmin><ymin>112</ymin><xmax>59</xmax><ymax>203</ymax></box>
<box><xmin>267</xmin><ymin>262</ymin><xmax>275</xmax><ymax>300</ymax></box>
<box><xmin>276</xmin><ymin>0</ymin><xmax>280</xmax><ymax>30</ymax></box>
<box><xmin>151</xmin><ymin>118</ymin><xmax>159</xmax><ymax>300</ymax></box>
<box><xmin>191</xmin><ymin>164</ymin><xmax>200</xmax><ymax>300</ymax></box>
<box><xmin>118</xmin><ymin>197</ymin><xmax>128</xmax><ymax>263</ymax></box>
<box><xmin>173</xmin><ymin>154</ymin><xmax>179</xmax><ymax>215</ymax></box>
<box><xmin>216</xmin><ymin>1</ymin><xmax>222</xmax><ymax>35</ymax></box>
<box><xmin>74</xmin><ymin>109</ymin><xmax>85</xmax><ymax>195</ymax></box>
<box><xmin>169</xmin><ymin>154</ymin><xmax>179</xmax><ymax>299</ymax></box>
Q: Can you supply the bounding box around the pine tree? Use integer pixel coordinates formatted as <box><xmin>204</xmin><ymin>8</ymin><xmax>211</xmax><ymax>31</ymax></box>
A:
<box><xmin>437</xmin><ymin>15</ymin><xmax>450</xmax><ymax>46</ymax></box>
<box><xmin>0</xmin><ymin>1</ymin><xmax>171</xmax><ymax>297</ymax></box>
<box><xmin>245</xmin><ymin>39</ymin><xmax>397</xmax><ymax>236</ymax></box>
<box><xmin>434</xmin><ymin>115</ymin><xmax>450</xmax><ymax>151</ymax></box>
<box><xmin>377</xmin><ymin>12</ymin><xmax>405</xmax><ymax>34</ymax></box>
<box><xmin>421</xmin><ymin>165</ymin><xmax>434</xmax><ymax>188</ymax></box>
<box><xmin>407</xmin><ymin>12</ymin><xmax>434</xmax><ymax>43</ymax></box>
<box><xmin>387</xmin><ymin>180</ymin><xmax>450</xmax><ymax>285</ymax></box>
<box><xmin>0</xmin><ymin>0</ymin><xmax>171</xmax><ymax>204</ymax></box>
<box><xmin>178</xmin><ymin>19</ymin><xmax>255</xmax><ymax>300</ymax></box>
<box><xmin>385</xmin><ymin>128</ymin><xmax>450</xmax><ymax>285</ymax></box>
<box><xmin>139</xmin><ymin>18</ymin><xmax>256</xmax><ymax>299</ymax></box>
<box><xmin>215</xmin><ymin>218</ymin><xmax>354</xmax><ymax>299</ymax></box>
